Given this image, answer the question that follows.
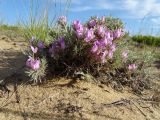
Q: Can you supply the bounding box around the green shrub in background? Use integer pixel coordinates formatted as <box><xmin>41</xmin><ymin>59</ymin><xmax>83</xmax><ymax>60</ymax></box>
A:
<box><xmin>0</xmin><ymin>25</ymin><xmax>20</xmax><ymax>31</ymax></box>
<box><xmin>132</xmin><ymin>35</ymin><xmax>160</xmax><ymax>46</ymax></box>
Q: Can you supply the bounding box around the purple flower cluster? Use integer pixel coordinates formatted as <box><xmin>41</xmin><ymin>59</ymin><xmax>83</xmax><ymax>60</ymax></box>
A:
<box><xmin>128</xmin><ymin>64</ymin><xmax>137</xmax><ymax>71</ymax></box>
<box><xmin>71</xmin><ymin>17</ymin><xmax>123</xmax><ymax>63</ymax></box>
<box><xmin>90</xmin><ymin>39</ymin><xmax>116</xmax><ymax>63</ymax></box>
<box><xmin>26</xmin><ymin>56</ymin><xmax>41</xmax><ymax>70</ymax></box>
<box><xmin>85</xmin><ymin>29</ymin><xmax>95</xmax><ymax>42</ymax></box>
<box><xmin>38</xmin><ymin>41</ymin><xmax>45</xmax><ymax>49</ymax></box>
<box><xmin>26</xmin><ymin>46</ymin><xmax>41</xmax><ymax>70</ymax></box>
<box><xmin>26</xmin><ymin>36</ymin><xmax>46</xmax><ymax>71</ymax></box>
<box><xmin>96</xmin><ymin>26</ymin><xmax>105</xmax><ymax>38</ymax></box>
<box><xmin>121</xmin><ymin>51</ymin><xmax>138</xmax><ymax>71</ymax></box>
<box><xmin>73</xmin><ymin>20</ymin><xmax>84</xmax><ymax>38</ymax></box>
<box><xmin>49</xmin><ymin>37</ymin><xmax>66</xmax><ymax>56</ymax></box>
<box><xmin>88</xmin><ymin>19</ymin><xmax>97</xmax><ymax>28</ymax></box>
<box><xmin>113</xmin><ymin>29</ymin><xmax>124</xmax><ymax>39</ymax></box>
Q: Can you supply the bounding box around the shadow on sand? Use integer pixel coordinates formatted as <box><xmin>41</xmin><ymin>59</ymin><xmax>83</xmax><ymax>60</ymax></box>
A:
<box><xmin>0</xmin><ymin>50</ymin><xmax>27</xmax><ymax>80</ymax></box>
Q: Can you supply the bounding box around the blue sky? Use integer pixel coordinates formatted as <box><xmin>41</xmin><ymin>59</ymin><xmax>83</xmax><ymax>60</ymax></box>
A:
<box><xmin>0</xmin><ymin>0</ymin><xmax>160</xmax><ymax>35</ymax></box>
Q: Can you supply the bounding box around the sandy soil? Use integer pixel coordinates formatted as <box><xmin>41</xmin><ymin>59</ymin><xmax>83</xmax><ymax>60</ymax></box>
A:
<box><xmin>0</xmin><ymin>30</ymin><xmax>159</xmax><ymax>120</ymax></box>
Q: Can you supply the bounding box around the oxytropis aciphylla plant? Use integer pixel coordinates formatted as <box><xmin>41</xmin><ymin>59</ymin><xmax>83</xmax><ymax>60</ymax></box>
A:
<box><xmin>121</xmin><ymin>50</ymin><xmax>138</xmax><ymax>79</ymax></box>
<box><xmin>25</xmin><ymin>36</ymin><xmax>47</xmax><ymax>83</ymax></box>
<box><xmin>113</xmin><ymin>50</ymin><xmax>151</xmax><ymax>94</ymax></box>
<box><xmin>47</xmin><ymin>16</ymin><xmax>124</xmax><ymax>76</ymax></box>
<box><xmin>25</xmin><ymin>15</ymin><xmax>125</xmax><ymax>82</ymax></box>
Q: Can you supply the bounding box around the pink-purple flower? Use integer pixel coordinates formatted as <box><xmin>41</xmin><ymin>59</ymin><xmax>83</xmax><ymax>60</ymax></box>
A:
<box><xmin>128</xmin><ymin>64</ymin><xmax>137</xmax><ymax>71</ymax></box>
<box><xmin>101</xmin><ymin>36</ymin><xmax>112</xmax><ymax>46</ymax></box>
<box><xmin>88</xmin><ymin>19</ymin><xmax>96</xmax><ymax>27</ymax></box>
<box><xmin>59</xmin><ymin>37</ymin><xmax>66</xmax><ymax>49</ymax></box>
<box><xmin>58</xmin><ymin>16</ymin><xmax>67</xmax><ymax>25</ymax></box>
<box><xmin>108</xmin><ymin>50</ymin><xmax>114</xmax><ymax>59</ymax></box>
<box><xmin>113</xmin><ymin>29</ymin><xmax>123</xmax><ymax>39</ymax></box>
<box><xmin>100</xmin><ymin>50</ymin><xmax>108</xmax><ymax>63</ymax></box>
<box><xmin>97</xmin><ymin>26</ymin><xmax>105</xmax><ymax>37</ymax></box>
<box><xmin>76</xmin><ymin>30</ymin><xmax>84</xmax><ymax>38</ymax></box>
<box><xmin>105</xmin><ymin>31</ymin><xmax>113</xmax><ymax>41</ymax></box>
<box><xmin>38</xmin><ymin>41</ymin><xmax>45</xmax><ymax>49</ymax></box>
<box><xmin>49</xmin><ymin>43</ymin><xmax>57</xmax><ymax>54</ymax></box>
<box><xmin>85</xmin><ymin>29</ymin><xmax>95</xmax><ymax>42</ymax></box>
<box><xmin>31</xmin><ymin>46</ymin><xmax>38</xmax><ymax>53</ymax></box>
<box><xmin>26</xmin><ymin>56</ymin><xmax>41</xmax><ymax>70</ymax></box>
<box><xmin>73</xmin><ymin>20</ymin><xmax>84</xmax><ymax>38</ymax></box>
<box><xmin>30</xmin><ymin>36</ymin><xmax>36</xmax><ymax>42</ymax></box>
<box><xmin>49</xmin><ymin>37</ymin><xmax>66</xmax><ymax>55</ymax></box>
<box><xmin>91</xmin><ymin>41</ymin><xmax>99</xmax><ymax>53</ymax></box>
<box><xmin>122</xmin><ymin>51</ymin><xmax>128</xmax><ymax>59</ymax></box>
<box><xmin>73</xmin><ymin>20</ymin><xmax>83</xmax><ymax>31</ymax></box>
<box><xmin>101</xmin><ymin>16</ymin><xmax>105</xmax><ymax>23</ymax></box>
<box><xmin>110</xmin><ymin>44</ymin><xmax>116</xmax><ymax>52</ymax></box>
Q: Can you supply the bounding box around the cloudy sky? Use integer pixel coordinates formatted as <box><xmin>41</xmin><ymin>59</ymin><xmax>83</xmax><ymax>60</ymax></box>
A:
<box><xmin>0</xmin><ymin>0</ymin><xmax>160</xmax><ymax>35</ymax></box>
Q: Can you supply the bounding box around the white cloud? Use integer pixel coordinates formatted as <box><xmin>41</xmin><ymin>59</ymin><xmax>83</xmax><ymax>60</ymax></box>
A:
<box><xmin>69</xmin><ymin>0</ymin><xmax>160</xmax><ymax>25</ymax></box>
<box><xmin>95</xmin><ymin>0</ymin><xmax>115</xmax><ymax>10</ymax></box>
<box><xmin>70</xmin><ymin>6</ymin><xmax>92</xmax><ymax>12</ymax></box>
<box><xmin>71</xmin><ymin>0</ymin><xmax>160</xmax><ymax>15</ymax></box>
<box><xmin>123</xmin><ymin>0</ymin><xmax>160</xmax><ymax>18</ymax></box>
<box><xmin>69</xmin><ymin>0</ymin><xmax>115</xmax><ymax>12</ymax></box>
<box><xmin>123</xmin><ymin>0</ymin><xmax>138</xmax><ymax>10</ymax></box>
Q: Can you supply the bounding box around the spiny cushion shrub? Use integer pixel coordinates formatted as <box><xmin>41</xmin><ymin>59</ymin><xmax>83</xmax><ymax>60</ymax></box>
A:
<box><xmin>49</xmin><ymin>16</ymin><xmax>124</xmax><ymax>75</ymax></box>
<box><xmin>25</xmin><ymin>16</ymin><xmax>124</xmax><ymax>82</ymax></box>
<box><xmin>25</xmin><ymin>16</ymin><xmax>150</xmax><ymax>93</ymax></box>
<box><xmin>25</xmin><ymin>37</ymin><xmax>47</xmax><ymax>83</ymax></box>
<box><xmin>106</xmin><ymin>47</ymin><xmax>152</xmax><ymax>93</ymax></box>
<box><xmin>132</xmin><ymin>35</ymin><xmax>160</xmax><ymax>46</ymax></box>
